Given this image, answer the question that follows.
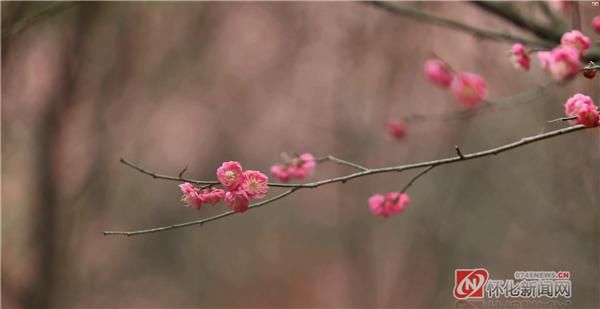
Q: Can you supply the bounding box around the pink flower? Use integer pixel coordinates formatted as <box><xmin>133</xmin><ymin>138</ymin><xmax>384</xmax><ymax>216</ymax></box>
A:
<box><xmin>271</xmin><ymin>153</ymin><xmax>317</xmax><ymax>181</ymax></box>
<box><xmin>225</xmin><ymin>189</ymin><xmax>250</xmax><ymax>213</ymax></box>
<box><xmin>538</xmin><ymin>46</ymin><xmax>581</xmax><ymax>81</ymax></box>
<box><xmin>576</xmin><ymin>104</ymin><xmax>600</xmax><ymax>127</ymax></box>
<box><xmin>564</xmin><ymin>94</ymin><xmax>599</xmax><ymax>127</ymax></box>
<box><xmin>424</xmin><ymin>59</ymin><xmax>453</xmax><ymax>87</ymax></box>
<box><xmin>387</xmin><ymin>120</ymin><xmax>407</xmax><ymax>139</ymax></box>
<box><xmin>594</xmin><ymin>16</ymin><xmax>600</xmax><ymax>34</ymax></box>
<box><xmin>368</xmin><ymin>194</ymin><xmax>386</xmax><ymax>217</ymax></box>
<box><xmin>368</xmin><ymin>192</ymin><xmax>410</xmax><ymax>218</ymax></box>
<box><xmin>564</xmin><ymin>93</ymin><xmax>594</xmax><ymax>117</ymax></box>
<box><xmin>510</xmin><ymin>43</ymin><xmax>530</xmax><ymax>71</ymax></box>
<box><xmin>577</xmin><ymin>105</ymin><xmax>600</xmax><ymax>127</ymax></box>
<box><xmin>449</xmin><ymin>72</ymin><xmax>488</xmax><ymax>108</ymax></box>
<box><xmin>241</xmin><ymin>170</ymin><xmax>269</xmax><ymax>199</ymax></box>
<box><xmin>270</xmin><ymin>165</ymin><xmax>291</xmax><ymax>182</ymax></box>
<box><xmin>537</xmin><ymin>51</ymin><xmax>553</xmax><ymax>70</ymax></box>
<box><xmin>216</xmin><ymin>161</ymin><xmax>244</xmax><ymax>190</ymax></box>
<box><xmin>560</xmin><ymin>30</ymin><xmax>591</xmax><ymax>55</ymax></box>
<box><xmin>200</xmin><ymin>188</ymin><xmax>225</xmax><ymax>205</ymax></box>
<box><xmin>179</xmin><ymin>182</ymin><xmax>203</xmax><ymax>209</ymax></box>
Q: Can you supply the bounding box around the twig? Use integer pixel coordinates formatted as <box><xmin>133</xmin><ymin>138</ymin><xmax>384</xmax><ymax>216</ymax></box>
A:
<box><xmin>104</xmin><ymin>124</ymin><xmax>594</xmax><ymax>236</ymax></box>
<box><xmin>103</xmin><ymin>189</ymin><xmax>297</xmax><ymax>236</ymax></box>
<box><xmin>470</xmin><ymin>1</ymin><xmax>600</xmax><ymax>62</ymax></box>
<box><xmin>325</xmin><ymin>155</ymin><xmax>369</xmax><ymax>171</ymax></box>
<box><xmin>400</xmin><ymin>165</ymin><xmax>436</xmax><ymax>193</ymax></box>
<box><xmin>455</xmin><ymin>145</ymin><xmax>465</xmax><ymax>159</ymax></box>
<box><xmin>365</xmin><ymin>1</ymin><xmax>552</xmax><ymax>48</ymax></box>
<box><xmin>547</xmin><ymin>116</ymin><xmax>576</xmax><ymax>123</ymax></box>
<box><xmin>178</xmin><ymin>165</ymin><xmax>188</xmax><ymax>178</ymax></box>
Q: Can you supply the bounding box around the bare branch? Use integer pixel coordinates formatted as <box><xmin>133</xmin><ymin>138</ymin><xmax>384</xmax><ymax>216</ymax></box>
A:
<box><xmin>400</xmin><ymin>165</ymin><xmax>436</xmax><ymax>193</ymax></box>
<box><xmin>547</xmin><ymin>116</ymin><xmax>576</xmax><ymax>123</ymax></box>
<box><xmin>365</xmin><ymin>1</ymin><xmax>552</xmax><ymax>48</ymax></box>
<box><xmin>324</xmin><ymin>155</ymin><xmax>369</xmax><ymax>171</ymax></box>
<box><xmin>105</xmin><ymin>125</ymin><xmax>594</xmax><ymax>236</ymax></box>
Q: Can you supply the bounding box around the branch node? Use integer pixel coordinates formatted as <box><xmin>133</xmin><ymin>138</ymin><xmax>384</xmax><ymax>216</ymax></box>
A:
<box><xmin>455</xmin><ymin>145</ymin><xmax>465</xmax><ymax>159</ymax></box>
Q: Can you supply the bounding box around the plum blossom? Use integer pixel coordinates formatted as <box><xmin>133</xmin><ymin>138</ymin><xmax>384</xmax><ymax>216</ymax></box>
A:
<box><xmin>225</xmin><ymin>189</ymin><xmax>250</xmax><ymax>213</ymax></box>
<box><xmin>179</xmin><ymin>182</ymin><xmax>203</xmax><ymax>209</ymax></box>
<box><xmin>594</xmin><ymin>16</ymin><xmax>600</xmax><ymax>34</ymax></box>
<box><xmin>217</xmin><ymin>161</ymin><xmax>244</xmax><ymax>190</ymax></box>
<box><xmin>564</xmin><ymin>94</ymin><xmax>599</xmax><ymax>127</ymax></box>
<box><xmin>271</xmin><ymin>153</ymin><xmax>316</xmax><ymax>182</ymax></box>
<box><xmin>270</xmin><ymin>165</ymin><xmax>291</xmax><ymax>182</ymax></box>
<box><xmin>241</xmin><ymin>170</ymin><xmax>269</xmax><ymax>199</ymax></box>
<box><xmin>200</xmin><ymin>188</ymin><xmax>225</xmax><ymax>205</ymax></box>
<box><xmin>537</xmin><ymin>46</ymin><xmax>580</xmax><ymax>81</ymax></box>
<box><xmin>387</xmin><ymin>120</ymin><xmax>407</xmax><ymax>140</ymax></box>
<box><xmin>449</xmin><ymin>72</ymin><xmax>487</xmax><ymax>107</ymax></box>
<box><xmin>368</xmin><ymin>192</ymin><xmax>410</xmax><ymax>218</ymax></box>
<box><xmin>560</xmin><ymin>30</ymin><xmax>591</xmax><ymax>55</ymax></box>
<box><xmin>424</xmin><ymin>59</ymin><xmax>453</xmax><ymax>87</ymax></box>
<box><xmin>510</xmin><ymin>43</ymin><xmax>530</xmax><ymax>71</ymax></box>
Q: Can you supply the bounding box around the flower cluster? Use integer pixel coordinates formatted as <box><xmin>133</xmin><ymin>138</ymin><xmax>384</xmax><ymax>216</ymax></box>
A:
<box><xmin>424</xmin><ymin>59</ymin><xmax>488</xmax><ymax>108</ymax></box>
<box><xmin>564</xmin><ymin>94</ymin><xmax>600</xmax><ymax>128</ymax></box>
<box><xmin>510</xmin><ymin>43</ymin><xmax>530</xmax><ymax>71</ymax></box>
<box><xmin>594</xmin><ymin>16</ymin><xmax>600</xmax><ymax>34</ymax></box>
<box><xmin>270</xmin><ymin>153</ymin><xmax>316</xmax><ymax>182</ymax></box>
<box><xmin>535</xmin><ymin>30</ymin><xmax>590</xmax><ymax>81</ymax></box>
<box><xmin>179</xmin><ymin>161</ymin><xmax>268</xmax><ymax>213</ymax></box>
<box><xmin>368</xmin><ymin>192</ymin><xmax>410</xmax><ymax>218</ymax></box>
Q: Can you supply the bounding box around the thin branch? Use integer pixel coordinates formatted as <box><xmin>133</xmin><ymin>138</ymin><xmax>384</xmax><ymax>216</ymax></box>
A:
<box><xmin>470</xmin><ymin>1</ymin><xmax>600</xmax><ymax>62</ymax></box>
<box><xmin>105</xmin><ymin>124</ymin><xmax>594</xmax><ymax>236</ymax></box>
<box><xmin>365</xmin><ymin>1</ymin><xmax>552</xmax><ymax>48</ymax></box>
<box><xmin>325</xmin><ymin>155</ymin><xmax>369</xmax><ymax>171</ymax></box>
<box><xmin>103</xmin><ymin>189</ymin><xmax>297</xmax><ymax>236</ymax></box>
<box><xmin>402</xmin><ymin>81</ymin><xmax>557</xmax><ymax>124</ymax></box>
<box><xmin>547</xmin><ymin>116</ymin><xmax>576</xmax><ymax>123</ymax></box>
<box><xmin>400</xmin><ymin>165</ymin><xmax>436</xmax><ymax>193</ymax></box>
<box><xmin>455</xmin><ymin>145</ymin><xmax>465</xmax><ymax>159</ymax></box>
<box><xmin>178</xmin><ymin>165</ymin><xmax>188</xmax><ymax>178</ymax></box>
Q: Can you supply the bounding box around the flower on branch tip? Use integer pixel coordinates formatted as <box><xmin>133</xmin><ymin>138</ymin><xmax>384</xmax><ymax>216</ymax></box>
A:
<box><xmin>424</xmin><ymin>59</ymin><xmax>454</xmax><ymax>88</ymax></box>
<box><xmin>594</xmin><ymin>16</ymin><xmax>600</xmax><ymax>34</ymax></box>
<box><xmin>217</xmin><ymin>161</ymin><xmax>244</xmax><ymax>190</ymax></box>
<box><xmin>368</xmin><ymin>192</ymin><xmax>410</xmax><ymax>218</ymax></box>
<box><xmin>179</xmin><ymin>182</ymin><xmax>203</xmax><ymax>209</ymax></box>
<box><xmin>225</xmin><ymin>189</ymin><xmax>250</xmax><ymax>213</ymax></box>
<box><xmin>200</xmin><ymin>188</ymin><xmax>225</xmax><ymax>205</ymax></box>
<box><xmin>242</xmin><ymin>170</ymin><xmax>269</xmax><ymax>199</ymax></box>
<box><xmin>538</xmin><ymin>46</ymin><xmax>581</xmax><ymax>81</ymax></box>
<box><xmin>270</xmin><ymin>153</ymin><xmax>316</xmax><ymax>182</ymax></box>
<box><xmin>387</xmin><ymin>120</ymin><xmax>407</xmax><ymax>140</ymax></box>
<box><xmin>510</xmin><ymin>43</ymin><xmax>530</xmax><ymax>71</ymax></box>
<box><xmin>449</xmin><ymin>72</ymin><xmax>487</xmax><ymax>108</ymax></box>
<box><xmin>564</xmin><ymin>94</ymin><xmax>599</xmax><ymax>127</ymax></box>
<box><xmin>560</xmin><ymin>30</ymin><xmax>591</xmax><ymax>56</ymax></box>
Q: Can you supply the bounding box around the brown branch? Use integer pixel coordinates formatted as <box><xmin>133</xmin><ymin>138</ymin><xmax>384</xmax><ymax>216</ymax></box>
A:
<box><xmin>104</xmin><ymin>124</ymin><xmax>594</xmax><ymax>236</ymax></box>
<box><xmin>365</xmin><ymin>1</ymin><xmax>552</xmax><ymax>48</ymax></box>
<box><xmin>400</xmin><ymin>165</ymin><xmax>436</xmax><ymax>193</ymax></box>
<box><xmin>470</xmin><ymin>1</ymin><xmax>600</xmax><ymax>62</ymax></box>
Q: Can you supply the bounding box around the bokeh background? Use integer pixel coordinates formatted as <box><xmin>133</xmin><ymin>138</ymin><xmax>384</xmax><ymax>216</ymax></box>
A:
<box><xmin>2</xmin><ymin>1</ymin><xmax>599</xmax><ymax>308</ymax></box>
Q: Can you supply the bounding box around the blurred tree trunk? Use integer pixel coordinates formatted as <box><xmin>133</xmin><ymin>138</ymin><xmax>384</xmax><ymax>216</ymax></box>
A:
<box><xmin>22</xmin><ymin>5</ymin><xmax>97</xmax><ymax>308</ymax></box>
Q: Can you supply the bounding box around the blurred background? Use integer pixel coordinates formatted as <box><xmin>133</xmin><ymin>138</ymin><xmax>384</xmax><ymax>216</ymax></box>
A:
<box><xmin>2</xmin><ymin>1</ymin><xmax>599</xmax><ymax>308</ymax></box>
